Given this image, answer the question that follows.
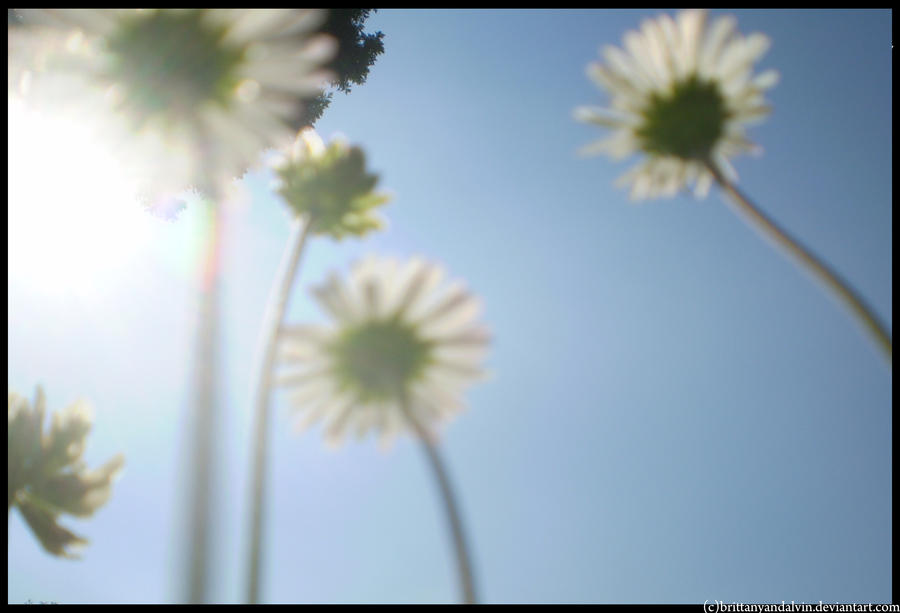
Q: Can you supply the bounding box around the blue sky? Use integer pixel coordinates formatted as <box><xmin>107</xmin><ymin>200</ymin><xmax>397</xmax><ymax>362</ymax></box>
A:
<box><xmin>7</xmin><ymin>9</ymin><xmax>892</xmax><ymax>604</ymax></box>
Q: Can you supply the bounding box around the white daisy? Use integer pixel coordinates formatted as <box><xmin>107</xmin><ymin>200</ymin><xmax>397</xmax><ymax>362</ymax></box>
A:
<box><xmin>8</xmin><ymin>386</ymin><xmax>125</xmax><ymax>558</ymax></box>
<box><xmin>12</xmin><ymin>9</ymin><xmax>336</xmax><ymax>199</ymax></box>
<box><xmin>276</xmin><ymin>256</ymin><xmax>490</xmax><ymax>447</ymax></box>
<box><xmin>575</xmin><ymin>9</ymin><xmax>778</xmax><ymax>200</ymax></box>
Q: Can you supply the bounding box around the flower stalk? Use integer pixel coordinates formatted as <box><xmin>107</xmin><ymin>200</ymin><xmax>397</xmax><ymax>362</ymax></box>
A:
<box><xmin>278</xmin><ymin>255</ymin><xmax>488</xmax><ymax>601</ymax></box>
<box><xmin>400</xmin><ymin>395</ymin><xmax>478</xmax><ymax>605</ymax></box>
<box><xmin>243</xmin><ymin>130</ymin><xmax>390</xmax><ymax>602</ymax></box>
<box><xmin>184</xmin><ymin>196</ymin><xmax>224</xmax><ymax>605</ymax></box>
<box><xmin>246</xmin><ymin>215</ymin><xmax>313</xmax><ymax>604</ymax></box>
<box><xmin>705</xmin><ymin>161</ymin><xmax>892</xmax><ymax>364</ymax></box>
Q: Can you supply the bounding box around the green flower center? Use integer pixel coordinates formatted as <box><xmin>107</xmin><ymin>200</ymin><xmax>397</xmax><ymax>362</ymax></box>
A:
<box><xmin>636</xmin><ymin>74</ymin><xmax>729</xmax><ymax>159</ymax></box>
<box><xmin>104</xmin><ymin>10</ymin><xmax>244</xmax><ymax>125</ymax></box>
<box><xmin>277</xmin><ymin>144</ymin><xmax>387</xmax><ymax>239</ymax></box>
<box><xmin>330</xmin><ymin>319</ymin><xmax>432</xmax><ymax>402</ymax></box>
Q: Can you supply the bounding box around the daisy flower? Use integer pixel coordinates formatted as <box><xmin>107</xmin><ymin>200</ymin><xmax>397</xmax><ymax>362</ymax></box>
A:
<box><xmin>244</xmin><ymin>130</ymin><xmax>391</xmax><ymax>602</ymax></box>
<box><xmin>575</xmin><ymin>11</ymin><xmax>891</xmax><ymax>362</ymax></box>
<box><xmin>575</xmin><ymin>9</ymin><xmax>778</xmax><ymax>200</ymax></box>
<box><xmin>272</xmin><ymin>128</ymin><xmax>390</xmax><ymax>239</ymax></box>
<box><xmin>274</xmin><ymin>256</ymin><xmax>486</xmax><ymax>603</ymax></box>
<box><xmin>12</xmin><ymin>9</ymin><xmax>336</xmax><ymax>199</ymax></box>
<box><xmin>277</xmin><ymin>256</ymin><xmax>490</xmax><ymax>447</ymax></box>
<box><xmin>8</xmin><ymin>386</ymin><xmax>124</xmax><ymax>558</ymax></box>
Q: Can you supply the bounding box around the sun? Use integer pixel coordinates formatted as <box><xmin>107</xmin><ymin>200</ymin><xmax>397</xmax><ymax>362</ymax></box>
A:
<box><xmin>8</xmin><ymin>97</ymin><xmax>156</xmax><ymax>300</ymax></box>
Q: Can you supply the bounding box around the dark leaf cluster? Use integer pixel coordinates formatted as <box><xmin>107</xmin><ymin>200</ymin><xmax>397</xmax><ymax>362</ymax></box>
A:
<box><xmin>290</xmin><ymin>9</ymin><xmax>386</xmax><ymax>128</ymax></box>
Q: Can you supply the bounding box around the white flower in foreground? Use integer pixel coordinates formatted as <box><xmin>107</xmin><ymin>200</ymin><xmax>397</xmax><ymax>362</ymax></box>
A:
<box><xmin>277</xmin><ymin>256</ymin><xmax>490</xmax><ymax>447</ymax></box>
<box><xmin>575</xmin><ymin>9</ymin><xmax>778</xmax><ymax>200</ymax></box>
<box><xmin>8</xmin><ymin>387</ymin><xmax>124</xmax><ymax>558</ymax></box>
<box><xmin>13</xmin><ymin>9</ymin><xmax>336</xmax><ymax>199</ymax></box>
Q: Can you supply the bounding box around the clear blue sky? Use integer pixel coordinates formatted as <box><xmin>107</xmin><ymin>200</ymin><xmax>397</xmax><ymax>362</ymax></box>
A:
<box><xmin>8</xmin><ymin>9</ymin><xmax>892</xmax><ymax>604</ymax></box>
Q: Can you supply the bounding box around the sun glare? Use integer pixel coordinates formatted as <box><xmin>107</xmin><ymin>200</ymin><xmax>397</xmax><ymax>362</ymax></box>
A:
<box><xmin>8</xmin><ymin>98</ymin><xmax>155</xmax><ymax>299</ymax></box>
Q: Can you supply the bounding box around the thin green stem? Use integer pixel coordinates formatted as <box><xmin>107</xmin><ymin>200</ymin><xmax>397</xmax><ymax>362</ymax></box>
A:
<box><xmin>706</xmin><ymin>161</ymin><xmax>891</xmax><ymax>365</ymax></box>
<box><xmin>399</xmin><ymin>397</ymin><xmax>478</xmax><ymax>604</ymax></box>
<box><xmin>245</xmin><ymin>215</ymin><xmax>313</xmax><ymax>604</ymax></box>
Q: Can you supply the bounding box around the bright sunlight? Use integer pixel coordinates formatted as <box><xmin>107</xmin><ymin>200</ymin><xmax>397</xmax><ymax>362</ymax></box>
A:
<box><xmin>8</xmin><ymin>97</ymin><xmax>154</xmax><ymax>299</ymax></box>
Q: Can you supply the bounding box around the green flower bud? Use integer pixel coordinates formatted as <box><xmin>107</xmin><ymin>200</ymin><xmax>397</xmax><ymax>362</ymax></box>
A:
<box><xmin>275</xmin><ymin>129</ymin><xmax>390</xmax><ymax>240</ymax></box>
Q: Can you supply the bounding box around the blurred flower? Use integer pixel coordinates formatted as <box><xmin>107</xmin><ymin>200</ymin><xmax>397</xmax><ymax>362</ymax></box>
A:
<box><xmin>575</xmin><ymin>9</ymin><xmax>778</xmax><ymax>200</ymax></box>
<box><xmin>277</xmin><ymin>256</ymin><xmax>489</xmax><ymax>447</ymax></box>
<box><xmin>12</xmin><ymin>9</ymin><xmax>336</xmax><ymax>200</ymax></box>
<box><xmin>272</xmin><ymin>128</ymin><xmax>390</xmax><ymax>239</ymax></box>
<box><xmin>243</xmin><ymin>129</ymin><xmax>389</xmax><ymax>604</ymax></box>
<box><xmin>8</xmin><ymin>386</ymin><xmax>124</xmax><ymax>558</ymax></box>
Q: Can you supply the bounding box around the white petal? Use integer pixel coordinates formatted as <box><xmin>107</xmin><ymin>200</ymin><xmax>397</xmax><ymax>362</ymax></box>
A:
<box><xmin>694</xmin><ymin>169</ymin><xmax>714</xmax><ymax>198</ymax></box>
<box><xmin>573</xmin><ymin>105</ymin><xmax>632</xmax><ymax>129</ymax></box>
<box><xmin>323</xmin><ymin>401</ymin><xmax>355</xmax><ymax>448</ymax></box>
<box><xmin>602</xmin><ymin>45</ymin><xmax>654</xmax><ymax>93</ymax></box>
<box><xmin>752</xmin><ymin>69</ymin><xmax>780</xmax><ymax>90</ymax></box>
<box><xmin>677</xmin><ymin>9</ymin><xmax>707</xmax><ymax>74</ymax></box>
<box><xmin>393</xmin><ymin>258</ymin><xmax>445</xmax><ymax>318</ymax></box>
<box><xmin>222</xmin><ymin>9</ymin><xmax>318</xmax><ymax>45</ymax></box>
<box><xmin>717</xmin><ymin>33</ymin><xmax>770</xmax><ymax>83</ymax></box>
<box><xmin>273</xmin><ymin>364</ymin><xmax>334</xmax><ymax>388</ymax></box>
<box><xmin>415</xmin><ymin>284</ymin><xmax>480</xmax><ymax>332</ymax></box>
<box><xmin>624</xmin><ymin>30</ymin><xmax>666</xmax><ymax>91</ymax></box>
<box><xmin>578</xmin><ymin>131</ymin><xmax>639</xmax><ymax>160</ymax></box>
<box><xmin>699</xmin><ymin>15</ymin><xmax>737</xmax><ymax>78</ymax></box>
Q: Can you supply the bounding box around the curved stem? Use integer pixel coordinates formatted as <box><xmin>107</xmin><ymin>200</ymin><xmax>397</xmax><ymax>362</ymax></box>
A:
<box><xmin>399</xmin><ymin>399</ymin><xmax>478</xmax><ymax>604</ymax></box>
<box><xmin>246</xmin><ymin>215</ymin><xmax>313</xmax><ymax>604</ymax></box>
<box><xmin>706</xmin><ymin>162</ymin><xmax>892</xmax><ymax>365</ymax></box>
